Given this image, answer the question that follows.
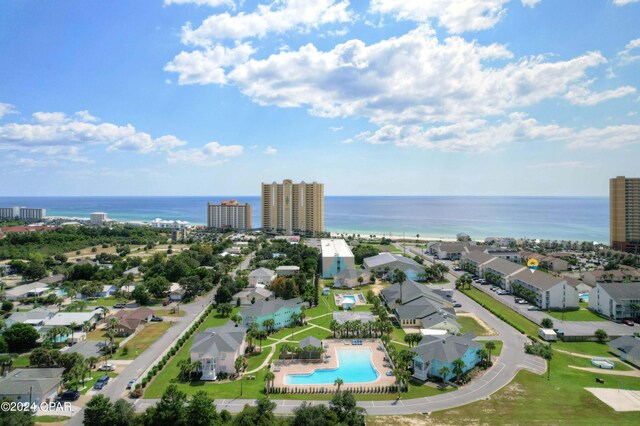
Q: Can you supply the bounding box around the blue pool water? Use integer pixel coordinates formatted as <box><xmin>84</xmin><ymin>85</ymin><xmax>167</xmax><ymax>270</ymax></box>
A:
<box><xmin>580</xmin><ymin>294</ymin><xmax>589</xmax><ymax>302</ymax></box>
<box><xmin>284</xmin><ymin>349</ymin><xmax>379</xmax><ymax>385</ymax></box>
<box><xmin>342</xmin><ymin>296</ymin><xmax>356</xmax><ymax>305</ymax></box>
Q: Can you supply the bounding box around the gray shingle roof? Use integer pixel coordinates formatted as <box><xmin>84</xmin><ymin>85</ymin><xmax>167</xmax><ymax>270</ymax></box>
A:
<box><xmin>7</xmin><ymin>308</ymin><xmax>54</xmax><ymax>324</ymax></box>
<box><xmin>332</xmin><ymin>311</ymin><xmax>375</xmax><ymax>324</ymax></box>
<box><xmin>462</xmin><ymin>251</ymin><xmax>497</xmax><ymax>265</ymax></box>
<box><xmin>191</xmin><ymin>324</ymin><xmax>246</xmax><ymax>358</ymax></box>
<box><xmin>395</xmin><ymin>297</ymin><xmax>438</xmax><ymax>320</ymax></box>
<box><xmin>0</xmin><ymin>368</ymin><xmax>64</xmax><ymax>397</ymax></box>
<box><xmin>412</xmin><ymin>334</ymin><xmax>480</xmax><ymax>364</ymax></box>
<box><xmin>511</xmin><ymin>269</ymin><xmax>566</xmax><ymax>291</ymax></box>
<box><xmin>484</xmin><ymin>258</ymin><xmax>526</xmax><ymax>276</ymax></box>
<box><xmin>249</xmin><ymin>268</ymin><xmax>275</xmax><ymax>277</ymax></box>
<box><xmin>381</xmin><ymin>280</ymin><xmax>448</xmax><ymax>308</ymax></box>
<box><xmin>609</xmin><ymin>336</ymin><xmax>640</xmax><ymax>359</ymax></box>
<box><xmin>420</xmin><ymin>315</ymin><xmax>461</xmax><ymax>330</ymax></box>
<box><xmin>240</xmin><ymin>297</ymin><xmax>306</xmax><ymax>317</ymax></box>
<box><xmin>598</xmin><ymin>283</ymin><xmax>640</xmax><ymax>301</ymax></box>
<box><xmin>299</xmin><ymin>336</ymin><xmax>322</xmax><ymax>348</ymax></box>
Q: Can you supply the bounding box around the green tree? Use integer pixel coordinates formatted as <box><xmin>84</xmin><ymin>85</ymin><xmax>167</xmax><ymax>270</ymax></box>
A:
<box><xmin>541</xmin><ymin>344</ymin><xmax>554</xmax><ymax>381</ymax></box>
<box><xmin>262</xmin><ymin>318</ymin><xmax>275</xmax><ymax>333</ymax></box>
<box><xmin>3</xmin><ymin>323</ymin><xmax>39</xmax><ymax>352</ymax></box>
<box><xmin>334</xmin><ymin>377</ymin><xmax>344</xmax><ymax>393</ymax></box>
<box><xmin>148</xmin><ymin>384</ymin><xmax>187</xmax><ymax>426</ymax></box>
<box><xmin>231</xmin><ymin>313</ymin><xmax>243</xmax><ymax>328</ymax></box>
<box><xmin>291</xmin><ymin>402</ymin><xmax>337</xmax><ymax>426</ymax></box>
<box><xmin>145</xmin><ymin>276</ymin><xmax>171</xmax><ymax>299</ymax></box>
<box><xmin>541</xmin><ymin>318</ymin><xmax>554</xmax><ymax>329</ymax></box>
<box><xmin>112</xmin><ymin>398</ymin><xmax>136</xmax><ymax>426</ymax></box>
<box><xmin>438</xmin><ymin>365</ymin><xmax>451</xmax><ymax>383</ymax></box>
<box><xmin>84</xmin><ymin>394</ymin><xmax>116</xmax><ymax>426</ymax></box>
<box><xmin>22</xmin><ymin>261</ymin><xmax>47</xmax><ymax>281</ymax></box>
<box><xmin>595</xmin><ymin>328</ymin><xmax>609</xmax><ymax>343</ymax></box>
<box><xmin>232</xmin><ymin>398</ymin><xmax>276</xmax><ymax>426</ymax></box>
<box><xmin>329</xmin><ymin>391</ymin><xmax>366</xmax><ymax>426</ymax></box>
<box><xmin>131</xmin><ymin>284</ymin><xmax>151</xmax><ymax>305</ymax></box>
<box><xmin>393</xmin><ymin>269</ymin><xmax>407</xmax><ymax>302</ymax></box>
<box><xmin>485</xmin><ymin>341</ymin><xmax>496</xmax><ymax>362</ymax></box>
<box><xmin>264</xmin><ymin>371</ymin><xmax>275</xmax><ymax>397</ymax></box>
<box><xmin>217</xmin><ymin>302</ymin><xmax>233</xmax><ymax>317</ymax></box>
<box><xmin>185</xmin><ymin>391</ymin><xmax>218</xmax><ymax>426</ymax></box>
<box><xmin>452</xmin><ymin>358</ymin><xmax>466</xmax><ymax>384</ymax></box>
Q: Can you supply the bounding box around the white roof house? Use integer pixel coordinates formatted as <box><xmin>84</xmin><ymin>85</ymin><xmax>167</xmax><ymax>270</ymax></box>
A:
<box><xmin>248</xmin><ymin>268</ymin><xmax>276</xmax><ymax>287</ymax></box>
<box><xmin>275</xmin><ymin>265</ymin><xmax>300</xmax><ymax>276</ymax></box>
<box><xmin>43</xmin><ymin>310</ymin><xmax>101</xmax><ymax>327</ymax></box>
<box><xmin>321</xmin><ymin>239</ymin><xmax>355</xmax><ymax>278</ymax></box>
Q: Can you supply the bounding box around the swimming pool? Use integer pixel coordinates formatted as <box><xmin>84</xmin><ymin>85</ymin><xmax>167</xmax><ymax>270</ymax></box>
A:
<box><xmin>342</xmin><ymin>295</ymin><xmax>356</xmax><ymax>305</ymax></box>
<box><xmin>580</xmin><ymin>294</ymin><xmax>589</xmax><ymax>302</ymax></box>
<box><xmin>284</xmin><ymin>349</ymin><xmax>379</xmax><ymax>385</ymax></box>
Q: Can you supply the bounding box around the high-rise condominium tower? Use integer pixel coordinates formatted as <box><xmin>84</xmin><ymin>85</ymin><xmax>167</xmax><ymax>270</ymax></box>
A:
<box><xmin>261</xmin><ymin>180</ymin><xmax>324</xmax><ymax>235</ymax></box>
<box><xmin>610</xmin><ymin>176</ymin><xmax>640</xmax><ymax>253</ymax></box>
<box><xmin>207</xmin><ymin>200</ymin><xmax>252</xmax><ymax>230</ymax></box>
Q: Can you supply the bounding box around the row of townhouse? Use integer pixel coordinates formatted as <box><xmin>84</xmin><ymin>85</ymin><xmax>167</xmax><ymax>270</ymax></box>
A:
<box><xmin>588</xmin><ymin>282</ymin><xmax>640</xmax><ymax>321</ymax></box>
<box><xmin>461</xmin><ymin>252</ymin><xmax>579</xmax><ymax>309</ymax></box>
<box><xmin>520</xmin><ymin>251</ymin><xmax>569</xmax><ymax>271</ymax></box>
<box><xmin>429</xmin><ymin>242</ymin><xmax>521</xmax><ymax>263</ymax></box>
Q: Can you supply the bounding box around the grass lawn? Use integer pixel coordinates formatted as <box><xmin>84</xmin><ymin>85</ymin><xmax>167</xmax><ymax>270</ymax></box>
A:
<box><xmin>34</xmin><ymin>415</ymin><xmax>70</xmax><ymax>423</ymax></box>
<box><xmin>460</xmin><ymin>287</ymin><xmax>539</xmax><ymax>335</ymax></box>
<box><xmin>113</xmin><ymin>322</ymin><xmax>172</xmax><ymax>360</ymax></box>
<box><xmin>483</xmin><ymin>340</ymin><xmax>503</xmax><ymax>357</ymax></box>
<box><xmin>13</xmin><ymin>354</ymin><xmax>30</xmax><ymax>367</ymax></box>
<box><xmin>308</xmin><ymin>314</ymin><xmax>334</xmax><ymax>329</ymax></box>
<box><xmin>353</xmin><ymin>304</ymin><xmax>373</xmax><ymax>312</ymax></box>
<box><xmin>390</xmin><ymin>327</ymin><xmax>407</xmax><ymax>343</ymax></box>
<box><xmin>86</xmin><ymin>328</ymin><xmax>125</xmax><ymax>343</ymax></box>
<box><xmin>458</xmin><ymin>316</ymin><xmax>491</xmax><ymax>336</ymax></box>
<box><xmin>289</xmin><ymin>326</ymin><xmax>332</xmax><ymax>342</ymax></box>
<box><xmin>427</xmin><ymin>350</ymin><xmax>640</xmax><ymax>425</ymax></box>
<box><xmin>566</xmin><ymin>354</ymin><xmax>632</xmax><ymax>371</ymax></box>
<box><xmin>71</xmin><ymin>371</ymin><xmax>118</xmax><ymax>395</ymax></box>
<box><xmin>270</xmin><ymin>325</ymin><xmax>308</xmax><ymax>340</ymax></box>
<box><xmin>85</xmin><ymin>297</ymin><xmax>120</xmax><ymax>307</ymax></box>
<box><xmin>546</xmin><ymin>309</ymin><xmax>606</xmax><ymax>322</ymax></box>
<box><xmin>552</xmin><ymin>341</ymin><xmax>614</xmax><ymax>358</ymax></box>
<box><xmin>246</xmin><ymin>347</ymin><xmax>272</xmax><ymax>371</ymax></box>
<box><xmin>305</xmin><ymin>297</ymin><xmax>333</xmax><ymax>318</ymax></box>
<box><xmin>153</xmin><ymin>309</ymin><xmax>186</xmax><ymax>317</ymax></box>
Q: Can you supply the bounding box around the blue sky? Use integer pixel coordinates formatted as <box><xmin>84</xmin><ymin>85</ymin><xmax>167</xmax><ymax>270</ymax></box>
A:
<box><xmin>0</xmin><ymin>0</ymin><xmax>639</xmax><ymax>196</ymax></box>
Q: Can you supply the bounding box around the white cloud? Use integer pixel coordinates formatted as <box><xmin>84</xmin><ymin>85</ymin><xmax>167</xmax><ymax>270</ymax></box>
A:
<box><xmin>167</xmin><ymin>141</ymin><xmax>243</xmax><ymax>166</ymax></box>
<box><xmin>521</xmin><ymin>0</ymin><xmax>541</xmax><ymax>7</ymax></box>
<box><xmin>613</xmin><ymin>0</ymin><xmax>640</xmax><ymax>6</ymax></box>
<box><xmin>181</xmin><ymin>0</ymin><xmax>351</xmax><ymax>46</ymax></box>
<box><xmin>228</xmin><ymin>26</ymin><xmax>605</xmax><ymax>125</ymax></box>
<box><xmin>369</xmin><ymin>0</ymin><xmax>509</xmax><ymax>33</ymax></box>
<box><xmin>0</xmin><ymin>103</ymin><xmax>17</xmax><ymax>118</ymax></box>
<box><xmin>263</xmin><ymin>145</ymin><xmax>277</xmax><ymax>155</ymax></box>
<box><xmin>526</xmin><ymin>161</ymin><xmax>595</xmax><ymax>169</ymax></box>
<box><xmin>164</xmin><ymin>0</ymin><xmax>234</xmax><ymax>7</ymax></box>
<box><xmin>165</xmin><ymin>43</ymin><xmax>255</xmax><ymax>85</ymax></box>
<box><xmin>0</xmin><ymin>110</ymin><xmax>188</xmax><ymax>155</ymax></box>
<box><xmin>618</xmin><ymin>38</ymin><xmax>640</xmax><ymax>65</ymax></box>
<box><xmin>564</xmin><ymin>80</ymin><xmax>636</xmax><ymax>106</ymax></box>
<box><xmin>352</xmin><ymin>113</ymin><xmax>640</xmax><ymax>152</ymax></box>
<box><xmin>330</xmin><ymin>126</ymin><xmax>343</xmax><ymax>131</ymax></box>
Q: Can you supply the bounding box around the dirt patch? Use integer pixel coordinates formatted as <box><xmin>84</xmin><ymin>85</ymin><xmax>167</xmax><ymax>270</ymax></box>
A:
<box><xmin>456</xmin><ymin>312</ymin><xmax>499</xmax><ymax>336</ymax></box>
<box><xmin>585</xmin><ymin>388</ymin><xmax>640</xmax><ymax>411</ymax></box>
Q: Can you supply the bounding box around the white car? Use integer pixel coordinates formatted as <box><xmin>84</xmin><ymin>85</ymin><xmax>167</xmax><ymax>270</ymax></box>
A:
<box><xmin>98</xmin><ymin>364</ymin><xmax>116</xmax><ymax>372</ymax></box>
<box><xmin>527</xmin><ymin>305</ymin><xmax>539</xmax><ymax>311</ymax></box>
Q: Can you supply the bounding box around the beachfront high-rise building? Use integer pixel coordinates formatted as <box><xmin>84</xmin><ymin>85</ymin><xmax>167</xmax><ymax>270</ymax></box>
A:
<box><xmin>90</xmin><ymin>212</ymin><xmax>108</xmax><ymax>226</ymax></box>
<box><xmin>207</xmin><ymin>200</ymin><xmax>252</xmax><ymax>230</ymax></box>
<box><xmin>261</xmin><ymin>180</ymin><xmax>324</xmax><ymax>235</ymax></box>
<box><xmin>0</xmin><ymin>207</ymin><xmax>46</xmax><ymax>221</ymax></box>
<box><xmin>610</xmin><ymin>176</ymin><xmax>640</xmax><ymax>254</ymax></box>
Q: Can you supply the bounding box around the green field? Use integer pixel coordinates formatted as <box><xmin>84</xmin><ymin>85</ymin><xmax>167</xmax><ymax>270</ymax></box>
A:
<box><xmin>113</xmin><ymin>322</ymin><xmax>172</xmax><ymax>360</ymax></box>
<box><xmin>246</xmin><ymin>347</ymin><xmax>272</xmax><ymax>371</ymax></box>
<box><xmin>34</xmin><ymin>415</ymin><xmax>70</xmax><ymax>423</ymax></box>
<box><xmin>483</xmin><ymin>340</ymin><xmax>503</xmax><ymax>357</ymax></box>
<box><xmin>546</xmin><ymin>309</ymin><xmax>606</xmax><ymax>322</ymax></box>
<box><xmin>552</xmin><ymin>341</ymin><xmax>615</xmax><ymax>358</ymax></box>
<box><xmin>458</xmin><ymin>316</ymin><xmax>491</xmax><ymax>336</ymax></box>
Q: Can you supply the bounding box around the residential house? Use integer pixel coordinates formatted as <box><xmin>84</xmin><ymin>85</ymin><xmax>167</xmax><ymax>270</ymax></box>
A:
<box><xmin>76</xmin><ymin>284</ymin><xmax>116</xmax><ymax>299</ymax></box>
<box><xmin>482</xmin><ymin>258</ymin><xmax>526</xmax><ymax>289</ymax></box>
<box><xmin>123</xmin><ymin>266</ymin><xmax>142</xmax><ymax>277</ymax></box>
<box><xmin>248</xmin><ymin>268</ymin><xmax>276</xmax><ymax>287</ymax></box>
<box><xmin>232</xmin><ymin>288</ymin><xmax>274</xmax><ymax>306</ymax></box>
<box><xmin>275</xmin><ymin>265</ymin><xmax>300</xmax><ymax>277</ymax></box>
<box><xmin>190</xmin><ymin>323</ymin><xmax>247</xmax><ymax>380</ymax></box>
<box><xmin>363</xmin><ymin>252</ymin><xmax>424</xmax><ymax>280</ymax></box>
<box><xmin>43</xmin><ymin>310</ymin><xmax>101</xmax><ymax>329</ymax></box>
<box><xmin>583</xmin><ymin>269</ymin><xmax>640</xmax><ymax>286</ymax></box>
<box><xmin>6</xmin><ymin>308</ymin><xmax>54</xmax><ymax>328</ymax></box>
<box><xmin>5</xmin><ymin>282</ymin><xmax>52</xmax><ymax>301</ymax></box>
<box><xmin>609</xmin><ymin>336</ymin><xmax>640</xmax><ymax>368</ymax></box>
<box><xmin>588</xmin><ymin>283</ymin><xmax>640</xmax><ymax>320</ymax></box>
<box><xmin>0</xmin><ymin>368</ymin><xmax>65</xmax><ymax>404</ymax></box>
<box><xmin>39</xmin><ymin>274</ymin><xmax>65</xmax><ymax>285</ymax></box>
<box><xmin>65</xmin><ymin>340</ymin><xmax>109</xmax><ymax>359</ymax></box>
<box><xmin>169</xmin><ymin>283</ymin><xmax>185</xmax><ymax>301</ymax></box>
<box><xmin>105</xmin><ymin>307</ymin><xmax>154</xmax><ymax>336</ymax></box>
<box><xmin>411</xmin><ymin>333</ymin><xmax>482</xmax><ymax>382</ymax></box>
<box><xmin>333</xmin><ymin>269</ymin><xmax>372</xmax><ymax>289</ymax></box>
<box><xmin>509</xmin><ymin>270</ymin><xmax>579</xmax><ymax>310</ymax></box>
<box><xmin>240</xmin><ymin>297</ymin><xmax>308</xmax><ymax>331</ymax></box>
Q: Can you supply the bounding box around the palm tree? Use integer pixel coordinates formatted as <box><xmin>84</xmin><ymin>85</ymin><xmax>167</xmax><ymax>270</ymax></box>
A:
<box><xmin>485</xmin><ymin>341</ymin><xmax>496</xmax><ymax>362</ymax></box>
<box><xmin>234</xmin><ymin>355</ymin><xmax>245</xmax><ymax>377</ymax></box>
<box><xmin>393</xmin><ymin>269</ymin><xmax>407</xmax><ymax>303</ymax></box>
<box><xmin>87</xmin><ymin>356</ymin><xmax>98</xmax><ymax>369</ymax></box>
<box><xmin>477</xmin><ymin>348</ymin><xmax>488</xmax><ymax>366</ymax></box>
<box><xmin>256</xmin><ymin>330</ymin><xmax>268</xmax><ymax>351</ymax></box>
<box><xmin>542</xmin><ymin>345</ymin><xmax>553</xmax><ymax>381</ymax></box>
<box><xmin>231</xmin><ymin>313</ymin><xmax>243</xmax><ymax>328</ymax></box>
<box><xmin>334</xmin><ymin>377</ymin><xmax>344</xmax><ymax>393</ymax></box>
<box><xmin>82</xmin><ymin>320</ymin><xmax>92</xmax><ymax>333</ymax></box>
<box><xmin>330</xmin><ymin>320</ymin><xmax>339</xmax><ymax>338</ymax></box>
<box><xmin>438</xmin><ymin>365</ymin><xmax>451</xmax><ymax>384</ymax></box>
<box><xmin>263</xmin><ymin>318</ymin><xmax>275</xmax><ymax>333</ymax></box>
<box><xmin>452</xmin><ymin>358</ymin><xmax>466</xmax><ymax>384</ymax></box>
<box><xmin>0</xmin><ymin>353</ymin><xmax>17</xmax><ymax>376</ymax></box>
<box><xmin>106</xmin><ymin>329</ymin><xmax>116</xmax><ymax>357</ymax></box>
<box><xmin>69</xmin><ymin>322</ymin><xmax>78</xmax><ymax>343</ymax></box>
<box><xmin>265</xmin><ymin>371</ymin><xmax>276</xmax><ymax>396</ymax></box>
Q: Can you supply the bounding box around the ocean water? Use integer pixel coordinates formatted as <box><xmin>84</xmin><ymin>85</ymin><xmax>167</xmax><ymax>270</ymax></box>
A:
<box><xmin>0</xmin><ymin>196</ymin><xmax>609</xmax><ymax>242</ymax></box>
<box><xmin>284</xmin><ymin>348</ymin><xmax>379</xmax><ymax>385</ymax></box>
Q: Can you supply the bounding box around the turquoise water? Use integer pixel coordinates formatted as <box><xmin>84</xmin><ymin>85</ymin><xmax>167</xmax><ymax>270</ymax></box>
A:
<box><xmin>0</xmin><ymin>196</ymin><xmax>609</xmax><ymax>241</ymax></box>
<box><xmin>284</xmin><ymin>349</ymin><xmax>379</xmax><ymax>385</ymax></box>
<box><xmin>342</xmin><ymin>296</ymin><xmax>356</xmax><ymax>305</ymax></box>
<box><xmin>580</xmin><ymin>294</ymin><xmax>589</xmax><ymax>302</ymax></box>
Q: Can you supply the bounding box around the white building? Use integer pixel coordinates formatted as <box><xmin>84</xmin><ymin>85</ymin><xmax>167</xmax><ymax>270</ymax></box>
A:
<box><xmin>90</xmin><ymin>212</ymin><xmax>108</xmax><ymax>225</ymax></box>
<box><xmin>150</xmin><ymin>218</ymin><xmax>189</xmax><ymax>229</ymax></box>
<box><xmin>589</xmin><ymin>283</ymin><xmax>640</xmax><ymax>320</ymax></box>
<box><xmin>321</xmin><ymin>239</ymin><xmax>355</xmax><ymax>278</ymax></box>
<box><xmin>0</xmin><ymin>207</ymin><xmax>20</xmax><ymax>220</ymax></box>
<box><xmin>248</xmin><ymin>268</ymin><xmax>276</xmax><ymax>287</ymax></box>
<box><xmin>509</xmin><ymin>269</ymin><xmax>579</xmax><ymax>310</ymax></box>
<box><xmin>207</xmin><ymin>200</ymin><xmax>252</xmax><ymax>230</ymax></box>
<box><xmin>190</xmin><ymin>324</ymin><xmax>247</xmax><ymax>380</ymax></box>
<box><xmin>19</xmin><ymin>207</ymin><xmax>46</xmax><ymax>221</ymax></box>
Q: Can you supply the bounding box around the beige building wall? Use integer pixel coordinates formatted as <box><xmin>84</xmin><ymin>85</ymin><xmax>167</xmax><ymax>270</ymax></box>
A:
<box><xmin>610</xmin><ymin>176</ymin><xmax>640</xmax><ymax>253</ymax></box>
<box><xmin>208</xmin><ymin>201</ymin><xmax>252</xmax><ymax>230</ymax></box>
<box><xmin>261</xmin><ymin>180</ymin><xmax>324</xmax><ymax>234</ymax></box>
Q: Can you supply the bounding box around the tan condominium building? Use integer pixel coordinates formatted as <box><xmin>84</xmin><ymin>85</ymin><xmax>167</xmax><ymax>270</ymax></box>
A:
<box><xmin>207</xmin><ymin>200</ymin><xmax>252</xmax><ymax>230</ymax></box>
<box><xmin>261</xmin><ymin>180</ymin><xmax>324</xmax><ymax>235</ymax></box>
<box><xmin>610</xmin><ymin>176</ymin><xmax>640</xmax><ymax>254</ymax></box>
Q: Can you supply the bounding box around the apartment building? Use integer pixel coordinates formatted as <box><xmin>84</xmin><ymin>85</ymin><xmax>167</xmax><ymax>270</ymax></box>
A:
<box><xmin>589</xmin><ymin>283</ymin><xmax>640</xmax><ymax>320</ymax></box>
<box><xmin>0</xmin><ymin>206</ymin><xmax>46</xmax><ymax>221</ymax></box>
<box><xmin>509</xmin><ymin>269</ymin><xmax>579</xmax><ymax>310</ymax></box>
<box><xmin>90</xmin><ymin>212</ymin><xmax>108</xmax><ymax>225</ymax></box>
<box><xmin>261</xmin><ymin>180</ymin><xmax>324</xmax><ymax>235</ymax></box>
<box><xmin>207</xmin><ymin>200</ymin><xmax>252</xmax><ymax>230</ymax></box>
<box><xmin>610</xmin><ymin>176</ymin><xmax>640</xmax><ymax>253</ymax></box>
<box><xmin>321</xmin><ymin>238</ymin><xmax>355</xmax><ymax>278</ymax></box>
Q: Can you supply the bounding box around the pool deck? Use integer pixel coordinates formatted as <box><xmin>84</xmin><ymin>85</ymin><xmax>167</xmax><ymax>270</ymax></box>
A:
<box><xmin>272</xmin><ymin>340</ymin><xmax>396</xmax><ymax>390</ymax></box>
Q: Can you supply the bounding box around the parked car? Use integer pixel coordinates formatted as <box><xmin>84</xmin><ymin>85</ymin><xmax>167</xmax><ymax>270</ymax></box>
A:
<box><xmin>98</xmin><ymin>364</ymin><xmax>115</xmax><ymax>372</ymax></box>
<box><xmin>527</xmin><ymin>305</ymin><xmax>539</xmax><ymax>311</ymax></box>
<box><xmin>93</xmin><ymin>375</ymin><xmax>110</xmax><ymax>390</ymax></box>
<box><xmin>517</xmin><ymin>299</ymin><xmax>529</xmax><ymax>305</ymax></box>
<box><xmin>162</xmin><ymin>300</ymin><xmax>172</xmax><ymax>306</ymax></box>
<box><xmin>623</xmin><ymin>319</ymin><xmax>635</xmax><ymax>326</ymax></box>
<box><xmin>453</xmin><ymin>303</ymin><xmax>462</xmax><ymax>308</ymax></box>
<box><xmin>56</xmin><ymin>390</ymin><xmax>80</xmax><ymax>402</ymax></box>
<box><xmin>150</xmin><ymin>316</ymin><xmax>163</xmax><ymax>322</ymax></box>
<box><xmin>114</xmin><ymin>303</ymin><xmax>125</xmax><ymax>309</ymax></box>
<box><xmin>126</xmin><ymin>379</ymin><xmax>136</xmax><ymax>389</ymax></box>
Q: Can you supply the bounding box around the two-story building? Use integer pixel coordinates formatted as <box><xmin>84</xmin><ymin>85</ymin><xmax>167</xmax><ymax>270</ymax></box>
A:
<box><xmin>190</xmin><ymin>323</ymin><xmax>247</xmax><ymax>380</ymax></box>
<box><xmin>482</xmin><ymin>258</ymin><xmax>526</xmax><ymax>289</ymax></box>
<box><xmin>509</xmin><ymin>270</ymin><xmax>579</xmax><ymax>310</ymax></box>
<box><xmin>248</xmin><ymin>268</ymin><xmax>276</xmax><ymax>287</ymax></box>
<box><xmin>412</xmin><ymin>333</ymin><xmax>482</xmax><ymax>382</ymax></box>
<box><xmin>460</xmin><ymin>251</ymin><xmax>498</xmax><ymax>276</ymax></box>
<box><xmin>363</xmin><ymin>252</ymin><xmax>424</xmax><ymax>280</ymax></box>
